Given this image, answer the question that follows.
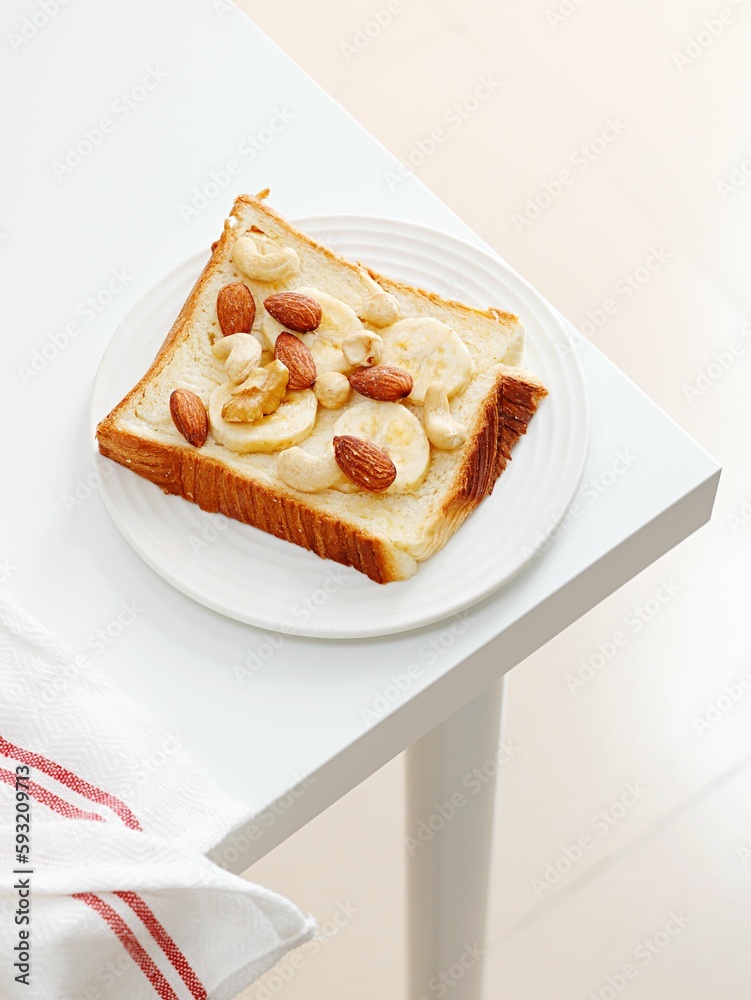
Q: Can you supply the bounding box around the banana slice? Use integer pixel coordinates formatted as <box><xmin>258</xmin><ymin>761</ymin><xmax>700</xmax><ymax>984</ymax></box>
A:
<box><xmin>333</xmin><ymin>400</ymin><xmax>430</xmax><ymax>494</ymax></box>
<box><xmin>378</xmin><ymin>318</ymin><xmax>475</xmax><ymax>404</ymax></box>
<box><xmin>262</xmin><ymin>286</ymin><xmax>363</xmax><ymax>375</ymax></box>
<box><xmin>209</xmin><ymin>384</ymin><xmax>317</xmax><ymax>454</ymax></box>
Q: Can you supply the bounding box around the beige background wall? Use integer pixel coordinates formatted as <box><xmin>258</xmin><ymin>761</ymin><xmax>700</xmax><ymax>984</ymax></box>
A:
<box><xmin>236</xmin><ymin>2</ymin><xmax>751</xmax><ymax>997</ymax></box>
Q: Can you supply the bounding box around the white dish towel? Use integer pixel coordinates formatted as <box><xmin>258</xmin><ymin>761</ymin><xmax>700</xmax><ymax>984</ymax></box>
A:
<box><xmin>0</xmin><ymin>582</ymin><xmax>316</xmax><ymax>1000</ymax></box>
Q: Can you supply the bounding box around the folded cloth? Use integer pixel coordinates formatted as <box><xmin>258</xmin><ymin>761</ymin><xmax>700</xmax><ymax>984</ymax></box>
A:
<box><xmin>0</xmin><ymin>583</ymin><xmax>316</xmax><ymax>999</ymax></box>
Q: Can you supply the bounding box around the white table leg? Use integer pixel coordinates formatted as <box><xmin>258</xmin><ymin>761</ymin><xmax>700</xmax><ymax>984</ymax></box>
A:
<box><xmin>405</xmin><ymin>676</ymin><xmax>505</xmax><ymax>1000</ymax></box>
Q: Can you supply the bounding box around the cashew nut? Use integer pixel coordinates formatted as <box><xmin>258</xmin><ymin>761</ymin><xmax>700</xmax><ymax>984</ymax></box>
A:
<box><xmin>362</xmin><ymin>290</ymin><xmax>400</xmax><ymax>328</ymax></box>
<box><xmin>314</xmin><ymin>371</ymin><xmax>352</xmax><ymax>409</ymax></box>
<box><xmin>221</xmin><ymin>336</ymin><xmax>263</xmax><ymax>384</ymax></box>
<box><xmin>232</xmin><ymin>235</ymin><xmax>301</xmax><ymax>283</ymax></box>
<box><xmin>277</xmin><ymin>446</ymin><xmax>341</xmax><ymax>492</ymax></box>
<box><xmin>222</xmin><ymin>360</ymin><xmax>289</xmax><ymax>422</ymax></box>
<box><xmin>342</xmin><ymin>330</ymin><xmax>383</xmax><ymax>368</ymax></box>
<box><xmin>423</xmin><ymin>382</ymin><xmax>467</xmax><ymax>450</ymax></box>
<box><xmin>211</xmin><ymin>332</ymin><xmax>259</xmax><ymax>362</ymax></box>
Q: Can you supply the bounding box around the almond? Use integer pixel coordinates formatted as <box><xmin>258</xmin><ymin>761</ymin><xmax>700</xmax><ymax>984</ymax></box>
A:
<box><xmin>170</xmin><ymin>389</ymin><xmax>208</xmax><ymax>447</ymax></box>
<box><xmin>349</xmin><ymin>366</ymin><xmax>413</xmax><ymax>402</ymax></box>
<box><xmin>264</xmin><ymin>291</ymin><xmax>322</xmax><ymax>333</ymax></box>
<box><xmin>333</xmin><ymin>435</ymin><xmax>397</xmax><ymax>493</ymax></box>
<box><xmin>216</xmin><ymin>282</ymin><xmax>256</xmax><ymax>337</ymax></box>
<box><xmin>274</xmin><ymin>331</ymin><xmax>317</xmax><ymax>390</ymax></box>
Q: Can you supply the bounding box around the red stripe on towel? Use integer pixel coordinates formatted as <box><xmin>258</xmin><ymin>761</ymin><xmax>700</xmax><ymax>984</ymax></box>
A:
<box><xmin>73</xmin><ymin>894</ymin><xmax>180</xmax><ymax>1000</ymax></box>
<box><xmin>0</xmin><ymin>735</ymin><xmax>141</xmax><ymax>829</ymax></box>
<box><xmin>115</xmin><ymin>892</ymin><xmax>207</xmax><ymax>1000</ymax></box>
<box><xmin>0</xmin><ymin>766</ymin><xmax>105</xmax><ymax>822</ymax></box>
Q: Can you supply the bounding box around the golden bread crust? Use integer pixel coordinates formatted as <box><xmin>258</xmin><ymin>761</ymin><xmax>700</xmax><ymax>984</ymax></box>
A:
<box><xmin>97</xmin><ymin>366</ymin><xmax>546</xmax><ymax>583</ymax></box>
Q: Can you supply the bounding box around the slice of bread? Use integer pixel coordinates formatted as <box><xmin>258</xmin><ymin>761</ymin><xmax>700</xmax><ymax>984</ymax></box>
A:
<box><xmin>96</xmin><ymin>192</ymin><xmax>548</xmax><ymax>583</ymax></box>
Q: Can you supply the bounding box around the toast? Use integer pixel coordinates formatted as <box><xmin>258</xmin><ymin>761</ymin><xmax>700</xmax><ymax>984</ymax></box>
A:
<box><xmin>96</xmin><ymin>192</ymin><xmax>548</xmax><ymax>583</ymax></box>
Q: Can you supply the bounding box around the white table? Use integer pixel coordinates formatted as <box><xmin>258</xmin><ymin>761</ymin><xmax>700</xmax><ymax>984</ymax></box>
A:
<box><xmin>0</xmin><ymin>3</ymin><xmax>720</xmax><ymax>997</ymax></box>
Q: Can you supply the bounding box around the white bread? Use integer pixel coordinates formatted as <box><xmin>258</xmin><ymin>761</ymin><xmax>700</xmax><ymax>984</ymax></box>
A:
<box><xmin>97</xmin><ymin>192</ymin><xmax>548</xmax><ymax>583</ymax></box>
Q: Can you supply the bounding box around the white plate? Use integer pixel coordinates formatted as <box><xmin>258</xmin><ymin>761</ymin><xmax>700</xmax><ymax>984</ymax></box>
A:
<box><xmin>91</xmin><ymin>217</ymin><xmax>589</xmax><ymax>638</ymax></box>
